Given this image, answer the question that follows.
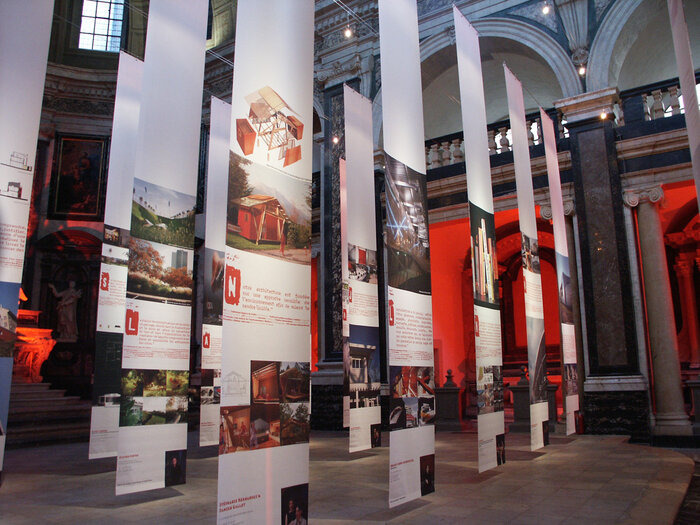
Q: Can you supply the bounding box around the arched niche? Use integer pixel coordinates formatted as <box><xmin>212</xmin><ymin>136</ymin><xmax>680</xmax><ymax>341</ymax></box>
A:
<box><xmin>588</xmin><ymin>0</ymin><xmax>700</xmax><ymax>92</ymax></box>
<box><xmin>373</xmin><ymin>16</ymin><xmax>581</xmax><ymax>148</ymax></box>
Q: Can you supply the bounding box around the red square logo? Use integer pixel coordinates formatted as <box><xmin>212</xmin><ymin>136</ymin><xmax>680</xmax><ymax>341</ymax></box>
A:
<box><xmin>224</xmin><ymin>265</ymin><xmax>241</xmax><ymax>306</ymax></box>
<box><xmin>474</xmin><ymin>315</ymin><xmax>480</xmax><ymax>337</ymax></box>
<box><xmin>100</xmin><ymin>272</ymin><xmax>110</xmax><ymax>291</ymax></box>
<box><xmin>125</xmin><ymin>309</ymin><xmax>139</xmax><ymax>335</ymax></box>
<box><xmin>349</xmin><ymin>287</ymin><xmax>353</xmax><ymax>303</ymax></box>
<box><xmin>389</xmin><ymin>300</ymin><xmax>395</xmax><ymax>326</ymax></box>
<box><xmin>202</xmin><ymin>332</ymin><xmax>211</xmax><ymax>349</ymax></box>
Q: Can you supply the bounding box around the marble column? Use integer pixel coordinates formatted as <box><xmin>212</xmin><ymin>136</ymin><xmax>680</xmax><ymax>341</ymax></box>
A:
<box><xmin>673</xmin><ymin>254</ymin><xmax>700</xmax><ymax>367</ymax></box>
<box><xmin>626</xmin><ymin>187</ymin><xmax>692</xmax><ymax>436</ymax></box>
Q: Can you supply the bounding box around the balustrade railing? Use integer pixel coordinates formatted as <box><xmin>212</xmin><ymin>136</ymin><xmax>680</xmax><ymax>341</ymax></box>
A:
<box><xmin>424</xmin><ymin>108</ymin><xmax>565</xmax><ymax>168</ymax></box>
<box><xmin>619</xmin><ymin>72</ymin><xmax>700</xmax><ymax>126</ymax></box>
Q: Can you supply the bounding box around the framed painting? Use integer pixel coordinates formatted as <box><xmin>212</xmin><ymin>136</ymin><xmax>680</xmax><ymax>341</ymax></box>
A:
<box><xmin>49</xmin><ymin>135</ymin><xmax>108</xmax><ymax>220</ymax></box>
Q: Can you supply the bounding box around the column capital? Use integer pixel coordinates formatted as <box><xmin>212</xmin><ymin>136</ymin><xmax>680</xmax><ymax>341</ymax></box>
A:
<box><xmin>540</xmin><ymin>199</ymin><xmax>575</xmax><ymax>220</ymax></box>
<box><xmin>623</xmin><ymin>186</ymin><xmax>664</xmax><ymax>208</ymax></box>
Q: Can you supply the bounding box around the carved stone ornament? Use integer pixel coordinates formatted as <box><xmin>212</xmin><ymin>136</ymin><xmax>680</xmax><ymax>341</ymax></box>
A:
<box><xmin>623</xmin><ymin>186</ymin><xmax>664</xmax><ymax>208</ymax></box>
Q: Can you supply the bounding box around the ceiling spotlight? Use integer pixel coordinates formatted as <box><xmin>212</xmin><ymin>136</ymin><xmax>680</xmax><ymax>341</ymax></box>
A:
<box><xmin>332</xmin><ymin>136</ymin><xmax>339</xmax><ymax>144</ymax></box>
<box><xmin>344</xmin><ymin>26</ymin><xmax>353</xmax><ymax>38</ymax></box>
<box><xmin>600</xmin><ymin>112</ymin><xmax>608</xmax><ymax>120</ymax></box>
<box><xmin>578</xmin><ymin>65</ymin><xmax>586</xmax><ymax>76</ymax></box>
<box><xmin>542</xmin><ymin>2</ymin><xmax>550</xmax><ymax>14</ymax></box>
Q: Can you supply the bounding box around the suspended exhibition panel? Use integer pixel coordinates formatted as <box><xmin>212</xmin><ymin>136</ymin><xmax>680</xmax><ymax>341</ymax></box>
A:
<box><xmin>454</xmin><ymin>7</ymin><xmax>506</xmax><ymax>472</ymax></box>
<box><xmin>0</xmin><ymin>0</ymin><xmax>54</xmax><ymax>476</ymax></box>
<box><xmin>114</xmin><ymin>0</ymin><xmax>208</xmax><ymax>495</ymax></box>
<box><xmin>217</xmin><ymin>1</ymin><xmax>314</xmax><ymax>522</ymax></box>
<box><xmin>505</xmin><ymin>66</ymin><xmax>550</xmax><ymax>451</ymax></box>
<box><xmin>379</xmin><ymin>0</ymin><xmax>436</xmax><ymax>508</ymax></box>
<box><xmin>89</xmin><ymin>52</ymin><xmax>143</xmax><ymax>460</ymax></box>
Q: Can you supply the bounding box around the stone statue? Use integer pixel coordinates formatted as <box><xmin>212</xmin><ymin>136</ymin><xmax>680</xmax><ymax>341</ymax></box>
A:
<box><xmin>49</xmin><ymin>281</ymin><xmax>82</xmax><ymax>341</ymax></box>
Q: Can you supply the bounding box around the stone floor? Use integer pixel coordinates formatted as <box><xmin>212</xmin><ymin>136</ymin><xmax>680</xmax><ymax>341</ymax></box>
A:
<box><xmin>0</xmin><ymin>430</ymin><xmax>694</xmax><ymax>524</ymax></box>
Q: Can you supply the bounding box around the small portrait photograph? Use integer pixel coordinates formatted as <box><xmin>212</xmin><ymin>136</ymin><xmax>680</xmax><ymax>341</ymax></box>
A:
<box><xmin>419</xmin><ymin>454</ymin><xmax>435</xmax><ymax>496</ymax></box>
<box><xmin>164</xmin><ymin>449</ymin><xmax>186</xmax><ymax>487</ymax></box>
<box><xmin>496</xmin><ymin>433</ymin><xmax>506</xmax><ymax>465</ymax></box>
<box><xmin>281</xmin><ymin>482</ymin><xmax>309</xmax><ymax>525</ymax></box>
<box><xmin>370</xmin><ymin>424</ymin><xmax>382</xmax><ymax>448</ymax></box>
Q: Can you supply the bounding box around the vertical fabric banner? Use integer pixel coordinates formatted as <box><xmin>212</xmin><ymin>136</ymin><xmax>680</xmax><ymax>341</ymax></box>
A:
<box><xmin>667</xmin><ymin>0</ymin><xmax>700</xmax><ymax>211</ymax></box>
<box><xmin>217</xmin><ymin>1</ymin><xmax>314</xmax><ymax>523</ymax></box>
<box><xmin>541</xmin><ymin>110</ymin><xmax>578</xmax><ymax>435</ymax></box>
<box><xmin>89</xmin><ymin>52</ymin><xmax>143</xmax><ymax>460</ymax></box>
<box><xmin>342</xmin><ymin>86</ymin><xmax>382</xmax><ymax>453</ymax></box>
<box><xmin>0</xmin><ymin>0</ymin><xmax>54</xmax><ymax>475</ymax></box>
<box><xmin>340</xmin><ymin>158</ymin><xmax>351</xmax><ymax>429</ymax></box>
<box><xmin>504</xmin><ymin>66</ymin><xmax>549</xmax><ymax>451</ymax></box>
<box><xmin>115</xmin><ymin>0</ymin><xmax>208</xmax><ymax>495</ymax></box>
<box><xmin>454</xmin><ymin>8</ymin><xmax>506</xmax><ymax>472</ymax></box>
<box><xmin>200</xmin><ymin>97</ymin><xmax>231</xmax><ymax>446</ymax></box>
<box><xmin>379</xmin><ymin>0</ymin><xmax>436</xmax><ymax>508</ymax></box>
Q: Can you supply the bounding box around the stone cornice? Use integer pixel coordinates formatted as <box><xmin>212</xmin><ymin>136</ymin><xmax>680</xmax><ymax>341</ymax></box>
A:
<box><xmin>554</xmin><ymin>87</ymin><xmax>620</xmax><ymax>124</ymax></box>
<box><xmin>616</xmin><ymin>128</ymin><xmax>690</xmax><ymax>161</ymax></box>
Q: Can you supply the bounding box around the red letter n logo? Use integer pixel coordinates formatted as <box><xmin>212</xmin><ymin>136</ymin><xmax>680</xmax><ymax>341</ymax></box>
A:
<box><xmin>225</xmin><ymin>265</ymin><xmax>241</xmax><ymax>306</ymax></box>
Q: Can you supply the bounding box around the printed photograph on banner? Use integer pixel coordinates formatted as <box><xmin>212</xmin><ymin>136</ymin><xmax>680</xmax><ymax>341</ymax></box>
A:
<box><xmin>419</xmin><ymin>454</ymin><xmax>435</xmax><ymax>496</ymax></box>
<box><xmin>496</xmin><ymin>433</ymin><xmax>506</xmax><ymax>465</ymax></box>
<box><xmin>201</xmin><ymin>369</ymin><xmax>222</xmax><ymax>405</ymax></box>
<box><xmin>389</xmin><ymin>366</ymin><xmax>435</xmax><ymax>430</ymax></box>
<box><xmin>126</xmin><ymin>238</ymin><xmax>193</xmax><ymax>305</ymax></box>
<box><xmin>280</xmin><ymin>401</ymin><xmax>310</xmax><ymax>446</ymax></box>
<box><xmin>477</xmin><ymin>365</ymin><xmax>504</xmax><ymax>415</ymax></box>
<box><xmin>526</xmin><ymin>315</ymin><xmax>547</xmax><ymax>403</ymax></box>
<box><xmin>236</xmin><ymin>85</ymin><xmax>305</xmax><ymax>170</ymax></box>
<box><xmin>164</xmin><ymin>449</ymin><xmax>186</xmax><ymax>487</ymax></box>
<box><xmin>119</xmin><ymin>369</ymin><xmax>188</xmax><ymax>426</ymax></box>
<box><xmin>564</xmin><ymin>363</ymin><xmax>578</xmax><ymax>396</ymax></box>
<box><xmin>203</xmin><ymin>248</ymin><xmax>224</xmax><ymax>325</ymax></box>
<box><xmin>130</xmin><ymin>177</ymin><xmax>196</xmax><ymax>249</ymax></box>
<box><xmin>226</xmin><ymin>152</ymin><xmax>311</xmax><ymax>265</ymax></box>
<box><xmin>92</xmin><ymin>332</ymin><xmax>123</xmax><ymax>405</ymax></box>
<box><xmin>219</xmin><ymin>405</ymin><xmax>251</xmax><ymax>454</ymax></box>
<box><xmin>345</xmin><ymin>325</ymin><xmax>381</xmax><ymax>410</ymax></box>
<box><xmin>371</xmin><ymin>424</ymin><xmax>382</xmax><ymax>448</ymax></box>
<box><xmin>469</xmin><ymin>201</ymin><xmax>499</xmax><ymax>309</ymax></box>
<box><xmin>348</xmin><ymin>243</ymin><xmax>377</xmax><ymax>284</ymax></box>
<box><xmin>0</xmin><ymin>282</ymin><xmax>18</xmax><ymax>356</ymax></box>
<box><xmin>281</xmin><ymin>483</ymin><xmax>309</xmax><ymax>525</ymax></box>
<box><xmin>521</xmin><ymin>233</ymin><xmax>541</xmax><ymax>274</ymax></box>
<box><xmin>384</xmin><ymin>154</ymin><xmax>431</xmax><ymax>295</ymax></box>
<box><xmin>556</xmin><ymin>252</ymin><xmax>574</xmax><ymax>324</ymax></box>
<box><xmin>103</xmin><ymin>223</ymin><xmax>131</xmax><ymax>248</ymax></box>
<box><xmin>0</xmin><ymin>165</ymin><xmax>32</xmax><ymax>208</ymax></box>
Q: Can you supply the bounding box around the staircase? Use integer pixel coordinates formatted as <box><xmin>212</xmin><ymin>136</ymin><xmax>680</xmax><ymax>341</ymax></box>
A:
<box><xmin>6</xmin><ymin>382</ymin><xmax>92</xmax><ymax>447</ymax></box>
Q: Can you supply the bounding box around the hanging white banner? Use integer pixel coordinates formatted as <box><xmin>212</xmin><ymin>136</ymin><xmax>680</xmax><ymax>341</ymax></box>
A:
<box><xmin>379</xmin><ymin>0</ymin><xmax>436</xmax><ymax>508</ymax></box>
<box><xmin>115</xmin><ymin>0</ymin><xmax>208</xmax><ymax>495</ymax></box>
<box><xmin>90</xmin><ymin>52</ymin><xmax>144</xmax><ymax>460</ymax></box>
<box><xmin>342</xmin><ymin>86</ymin><xmax>382</xmax><ymax>453</ymax></box>
<box><xmin>504</xmin><ymin>65</ymin><xmax>549</xmax><ymax>451</ymax></box>
<box><xmin>667</xmin><ymin>0</ymin><xmax>700</xmax><ymax>211</ymax></box>
<box><xmin>217</xmin><ymin>1</ymin><xmax>314</xmax><ymax>523</ymax></box>
<box><xmin>0</xmin><ymin>0</ymin><xmax>54</xmax><ymax>474</ymax></box>
<box><xmin>540</xmin><ymin>110</ymin><xmax>579</xmax><ymax>435</ymax></box>
<box><xmin>200</xmin><ymin>97</ymin><xmax>231</xmax><ymax>447</ymax></box>
<box><xmin>454</xmin><ymin>7</ymin><xmax>506</xmax><ymax>472</ymax></box>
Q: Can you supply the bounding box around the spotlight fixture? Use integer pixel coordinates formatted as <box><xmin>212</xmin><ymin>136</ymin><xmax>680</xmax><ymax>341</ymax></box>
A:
<box><xmin>542</xmin><ymin>2</ymin><xmax>550</xmax><ymax>14</ymax></box>
<box><xmin>578</xmin><ymin>65</ymin><xmax>586</xmax><ymax>76</ymax></box>
<box><xmin>600</xmin><ymin>112</ymin><xmax>608</xmax><ymax>120</ymax></box>
<box><xmin>332</xmin><ymin>135</ymin><xmax>340</xmax><ymax>144</ymax></box>
<box><xmin>344</xmin><ymin>25</ymin><xmax>353</xmax><ymax>38</ymax></box>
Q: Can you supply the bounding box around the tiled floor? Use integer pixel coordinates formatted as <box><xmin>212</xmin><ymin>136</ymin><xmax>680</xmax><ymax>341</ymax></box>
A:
<box><xmin>0</xmin><ymin>430</ymin><xmax>694</xmax><ymax>524</ymax></box>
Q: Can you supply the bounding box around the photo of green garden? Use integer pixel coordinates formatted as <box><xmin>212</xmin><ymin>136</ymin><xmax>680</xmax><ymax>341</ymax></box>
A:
<box><xmin>119</xmin><ymin>370</ymin><xmax>189</xmax><ymax>427</ymax></box>
<box><xmin>130</xmin><ymin>178</ymin><xmax>195</xmax><ymax>248</ymax></box>
<box><xmin>127</xmin><ymin>238</ymin><xmax>193</xmax><ymax>304</ymax></box>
